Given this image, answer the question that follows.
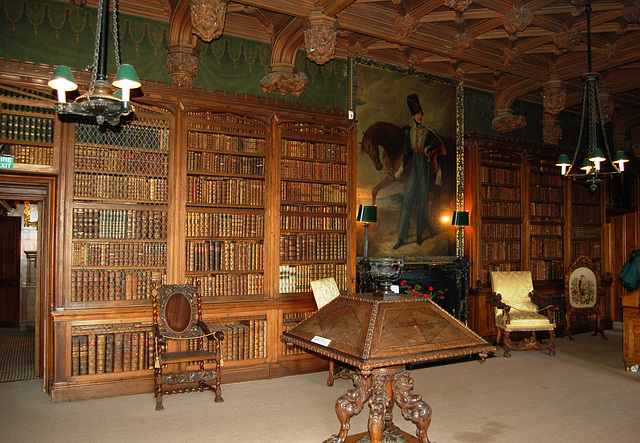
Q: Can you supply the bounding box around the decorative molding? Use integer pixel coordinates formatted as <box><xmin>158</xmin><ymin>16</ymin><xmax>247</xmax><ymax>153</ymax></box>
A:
<box><xmin>190</xmin><ymin>0</ymin><xmax>228</xmax><ymax>42</ymax></box>
<box><xmin>304</xmin><ymin>10</ymin><xmax>337</xmax><ymax>65</ymax></box>
<box><xmin>553</xmin><ymin>27</ymin><xmax>581</xmax><ymax>55</ymax></box>
<box><xmin>444</xmin><ymin>0</ymin><xmax>472</xmax><ymax>13</ymax></box>
<box><xmin>541</xmin><ymin>79</ymin><xmax>566</xmax><ymax>116</ymax></box>
<box><xmin>394</xmin><ymin>14</ymin><xmax>420</xmax><ymax>39</ymax></box>
<box><xmin>453</xmin><ymin>33</ymin><xmax>475</xmax><ymax>53</ymax></box>
<box><xmin>259</xmin><ymin>63</ymin><xmax>308</xmax><ymax>96</ymax></box>
<box><xmin>503</xmin><ymin>46</ymin><xmax>524</xmax><ymax>66</ymax></box>
<box><xmin>491</xmin><ymin>109</ymin><xmax>526</xmax><ymax>133</ymax></box>
<box><xmin>348</xmin><ymin>41</ymin><xmax>368</xmax><ymax>57</ymax></box>
<box><xmin>622</xmin><ymin>3</ymin><xmax>640</xmax><ymax>24</ymax></box>
<box><xmin>503</xmin><ymin>6</ymin><xmax>533</xmax><ymax>36</ymax></box>
<box><xmin>595</xmin><ymin>43</ymin><xmax>618</xmax><ymax>63</ymax></box>
<box><xmin>166</xmin><ymin>42</ymin><xmax>200</xmax><ymax>88</ymax></box>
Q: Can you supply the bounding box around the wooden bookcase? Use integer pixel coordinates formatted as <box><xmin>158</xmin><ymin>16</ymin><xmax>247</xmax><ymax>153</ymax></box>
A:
<box><xmin>44</xmin><ymin>85</ymin><xmax>355</xmax><ymax>401</ymax></box>
<box><xmin>465</xmin><ymin>132</ymin><xmax>607</xmax><ymax>339</ymax></box>
<box><xmin>0</xmin><ymin>86</ymin><xmax>60</xmax><ymax>173</ymax></box>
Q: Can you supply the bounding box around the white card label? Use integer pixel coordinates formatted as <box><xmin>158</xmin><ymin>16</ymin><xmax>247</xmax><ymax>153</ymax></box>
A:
<box><xmin>311</xmin><ymin>336</ymin><xmax>331</xmax><ymax>347</ymax></box>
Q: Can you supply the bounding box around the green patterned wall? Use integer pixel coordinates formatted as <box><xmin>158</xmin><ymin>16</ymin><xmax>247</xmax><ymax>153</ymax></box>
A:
<box><xmin>0</xmin><ymin>0</ymin><xmax>349</xmax><ymax>109</ymax></box>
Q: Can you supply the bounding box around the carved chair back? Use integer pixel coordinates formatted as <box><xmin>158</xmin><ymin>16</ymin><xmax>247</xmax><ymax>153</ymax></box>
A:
<box><xmin>152</xmin><ymin>284</ymin><xmax>203</xmax><ymax>339</ymax></box>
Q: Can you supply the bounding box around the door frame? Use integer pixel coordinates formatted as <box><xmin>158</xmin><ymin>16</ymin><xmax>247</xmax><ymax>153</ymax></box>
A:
<box><xmin>0</xmin><ymin>174</ymin><xmax>56</xmax><ymax>391</ymax></box>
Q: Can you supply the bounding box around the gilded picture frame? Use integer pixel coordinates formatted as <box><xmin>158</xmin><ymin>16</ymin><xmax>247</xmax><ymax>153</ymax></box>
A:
<box><xmin>351</xmin><ymin>57</ymin><xmax>464</xmax><ymax>260</ymax></box>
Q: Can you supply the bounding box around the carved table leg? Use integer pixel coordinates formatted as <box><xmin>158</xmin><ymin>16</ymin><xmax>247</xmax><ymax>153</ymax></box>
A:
<box><xmin>368</xmin><ymin>371</ymin><xmax>388</xmax><ymax>442</ymax></box>
<box><xmin>392</xmin><ymin>369</ymin><xmax>432</xmax><ymax>443</ymax></box>
<box><xmin>324</xmin><ymin>372</ymin><xmax>373</xmax><ymax>443</ymax></box>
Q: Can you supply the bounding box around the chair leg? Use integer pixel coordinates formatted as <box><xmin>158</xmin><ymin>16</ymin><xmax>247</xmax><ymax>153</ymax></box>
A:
<box><xmin>548</xmin><ymin>330</ymin><xmax>556</xmax><ymax>356</ymax></box>
<box><xmin>328</xmin><ymin>359</ymin><xmax>336</xmax><ymax>386</ymax></box>
<box><xmin>502</xmin><ymin>330</ymin><xmax>512</xmax><ymax>357</ymax></box>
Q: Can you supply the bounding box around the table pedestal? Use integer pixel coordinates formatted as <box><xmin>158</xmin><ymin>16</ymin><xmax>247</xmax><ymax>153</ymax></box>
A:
<box><xmin>324</xmin><ymin>365</ymin><xmax>431</xmax><ymax>443</ymax></box>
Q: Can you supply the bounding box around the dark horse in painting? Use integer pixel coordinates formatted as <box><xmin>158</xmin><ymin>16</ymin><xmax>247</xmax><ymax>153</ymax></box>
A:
<box><xmin>360</xmin><ymin>121</ymin><xmax>408</xmax><ymax>204</ymax></box>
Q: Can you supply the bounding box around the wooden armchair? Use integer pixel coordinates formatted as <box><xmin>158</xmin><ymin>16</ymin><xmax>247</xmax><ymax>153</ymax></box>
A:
<box><xmin>564</xmin><ymin>255</ymin><xmax>607</xmax><ymax>340</ymax></box>
<box><xmin>488</xmin><ymin>271</ymin><xmax>557</xmax><ymax>357</ymax></box>
<box><xmin>152</xmin><ymin>284</ymin><xmax>224</xmax><ymax>410</ymax></box>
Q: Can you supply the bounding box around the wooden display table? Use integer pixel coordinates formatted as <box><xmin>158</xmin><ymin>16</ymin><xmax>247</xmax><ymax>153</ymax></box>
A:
<box><xmin>282</xmin><ymin>293</ymin><xmax>495</xmax><ymax>443</ymax></box>
<box><xmin>622</xmin><ymin>292</ymin><xmax>640</xmax><ymax>371</ymax></box>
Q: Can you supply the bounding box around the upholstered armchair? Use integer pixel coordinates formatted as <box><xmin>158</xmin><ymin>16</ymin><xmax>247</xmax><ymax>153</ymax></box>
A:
<box><xmin>488</xmin><ymin>271</ymin><xmax>557</xmax><ymax>357</ymax></box>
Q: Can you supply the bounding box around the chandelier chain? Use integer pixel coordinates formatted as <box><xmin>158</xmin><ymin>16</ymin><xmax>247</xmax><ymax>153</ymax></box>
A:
<box><xmin>112</xmin><ymin>0</ymin><xmax>121</xmax><ymax>69</ymax></box>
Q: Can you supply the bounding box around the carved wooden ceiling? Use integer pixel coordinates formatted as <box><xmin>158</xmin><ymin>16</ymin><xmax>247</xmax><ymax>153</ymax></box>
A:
<box><xmin>80</xmin><ymin>0</ymin><xmax>640</xmax><ymax>138</ymax></box>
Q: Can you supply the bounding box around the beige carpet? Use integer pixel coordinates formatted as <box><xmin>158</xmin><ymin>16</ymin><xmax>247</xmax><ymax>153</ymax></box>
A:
<box><xmin>0</xmin><ymin>328</ymin><xmax>35</xmax><ymax>383</ymax></box>
<box><xmin>0</xmin><ymin>323</ymin><xmax>639</xmax><ymax>443</ymax></box>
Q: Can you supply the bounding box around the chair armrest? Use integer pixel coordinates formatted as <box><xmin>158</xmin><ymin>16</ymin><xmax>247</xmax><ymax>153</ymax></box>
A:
<box><xmin>529</xmin><ymin>290</ymin><xmax>556</xmax><ymax>323</ymax></box>
<box><xmin>487</xmin><ymin>292</ymin><xmax>512</xmax><ymax>324</ymax></box>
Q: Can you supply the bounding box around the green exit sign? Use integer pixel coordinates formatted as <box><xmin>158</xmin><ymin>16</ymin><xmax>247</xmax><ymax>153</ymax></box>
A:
<box><xmin>0</xmin><ymin>155</ymin><xmax>14</xmax><ymax>169</ymax></box>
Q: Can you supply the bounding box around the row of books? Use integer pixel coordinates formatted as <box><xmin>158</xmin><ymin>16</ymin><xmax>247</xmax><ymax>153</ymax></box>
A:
<box><xmin>480</xmin><ymin>165</ymin><xmax>520</xmax><ymax>186</ymax></box>
<box><xmin>481</xmin><ymin>263</ymin><xmax>521</xmax><ymax>287</ymax></box>
<box><xmin>74</xmin><ymin>174</ymin><xmax>168</xmax><ymax>203</ymax></box>
<box><xmin>481</xmin><ymin>240</ymin><xmax>521</xmax><ymax>261</ymax></box>
<box><xmin>481</xmin><ymin>201</ymin><xmax>521</xmax><ymax>218</ymax></box>
<box><xmin>280</xmin><ymin>234</ymin><xmax>346</xmax><ymax>261</ymax></box>
<box><xmin>76</xmin><ymin>122</ymin><xmax>169</xmax><ymax>152</ymax></box>
<box><xmin>572</xmin><ymin>242</ymin><xmax>602</xmax><ymax>259</ymax></box>
<box><xmin>186</xmin><ymin>240</ymin><xmax>263</xmax><ymax>272</ymax></box>
<box><xmin>74</xmin><ymin>145</ymin><xmax>169</xmax><ymax>176</ymax></box>
<box><xmin>1</xmin><ymin>100</ymin><xmax>54</xmax><ymax>114</ymax></box>
<box><xmin>278</xmin><ymin>263</ymin><xmax>347</xmax><ymax>293</ymax></box>
<box><xmin>481</xmin><ymin>222</ymin><xmax>520</xmax><ymax>239</ymax></box>
<box><xmin>187</xmin><ymin>131</ymin><xmax>265</xmax><ymax>154</ymax></box>
<box><xmin>571</xmin><ymin>186</ymin><xmax>600</xmax><ymax>204</ymax></box>
<box><xmin>530</xmin><ymin>171</ymin><xmax>562</xmax><ymax>186</ymax></box>
<box><xmin>187</xmin><ymin>176</ymin><xmax>264</xmax><ymax>206</ymax></box>
<box><xmin>530</xmin><ymin>223</ymin><xmax>563</xmax><ymax>236</ymax></box>
<box><xmin>187</xmin><ymin>151</ymin><xmax>264</xmax><ymax>176</ymax></box>
<box><xmin>72</xmin><ymin>208</ymin><xmax>167</xmax><ymax>240</ymax></box>
<box><xmin>571</xmin><ymin>226</ymin><xmax>601</xmax><ymax>238</ymax></box>
<box><xmin>482</xmin><ymin>185</ymin><xmax>519</xmax><ymax>200</ymax></box>
<box><xmin>0</xmin><ymin>143</ymin><xmax>52</xmax><ymax>165</ymax></box>
<box><xmin>281</xmin><ymin>182</ymin><xmax>347</xmax><ymax>204</ymax></box>
<box><xmin>281</xmin><ymin>160</ymin><xmax>347</xmax><ymax>182</ymax></box>
<box><xmin>0</xmin><ymin>113</ymin><xmax>54</xmax><ymax>143</ymax></box>
<box><xmin>280</xmin><ymin>214</ymin><xmax>346</xmax><ymax>231</ymax></box>
<box><xmin>571</xmin><ymin>205</ymin><xmax>602</xmax><ymax>224</ymax></box>
<box><xmin>281</xmin><ymin>312</ymin><xmax>313</xmax><ymax>356</ymax></box>
<box><xmin>186</xmin><ymin>273</ymin><xmax>264</xmax><ymax>297</ymax></box>
<box><xmin>71</xmin><ymin>327</ymin><xmax>155</xmax><ymax>376</ymax></box>
<box><xmin>530</xmin><ymin>186</ymin><xmax>563</xmax><ymax>202</ymax></box>
<box><xmin>280</xmin><ymin>203</ymin><xmax>347</xmax><ymax>214</ymax></box>
<box><xmin>72</xmin><ymin>241</ymin><xmax>167</xmax><ymax>268</ymax></box>
<box><xmin>531</xmin><ymin>237</ymin><xmax>564</xmax><ymax>259</ymax></box>
<box><xmin>71</xmin><ymin>269</ymin><xmax>166</xmax><ymax>302</ymax></box>
<box><xmin>530</xmin><ymin>202</ymin><xmax>563</xmax><ymax>218</ymax></box>
<box><xmin>530</xmin><ymin>260</ymin><xmax>565</xmax><ymax>281</ymax></box>
<box><xmin>186</xmin><ymin>212</ymin><xmax>264</xmax><ymax>238</ymax></box>
<box><xmin>189</xmin><ymin>319</ymin><xmax>267</xmax><ymax>361</ymax></box>
<box><xmin>281</xmin><ymin>139</ymin><xmax>347</xmax><ymax>162</ymax></box>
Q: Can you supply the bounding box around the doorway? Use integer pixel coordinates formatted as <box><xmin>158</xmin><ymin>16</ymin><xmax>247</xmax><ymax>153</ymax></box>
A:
<box><xmin>0</xmin><ymin>176</ymin><xmax>55</xmax><ymax>390</ymax></box>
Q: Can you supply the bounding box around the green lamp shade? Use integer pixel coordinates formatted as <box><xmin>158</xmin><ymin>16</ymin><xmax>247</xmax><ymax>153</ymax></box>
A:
<box><xmin>451</xmin><ymin>210</ymin><xmax>469</xmax><ymax>227</ymax></box>
<box><xmin>555</xmin><ymin>154</ymin><xmax>570</xmax><ymax>166</ymax></box>
<box><xmin>48</xmin><ymin>66</ymin><xmax>77</xmax><ymax>92</ymax></box>
<box><xmin>113</xmin><ymin>64</ymin><xmax>141</xmax><ymax>90</ymax></box>
<box><xmin>356</xmin><ymin>205</ymin><xmax>377</xmax><ymax>223</ymax></box>
<box><xmin>581</xmin><ymin>158</ymin><xmax>593</xmax><ymax>171</ymax></box>
<box><xmin>589</xmin><ymin>148</ymin><xmax>605</xmax><ymax>163</ymax></box>
<box><xmin>614</xmin><ymin>150</ymin><xmax>629</xmax><ymax>163</ymax></box>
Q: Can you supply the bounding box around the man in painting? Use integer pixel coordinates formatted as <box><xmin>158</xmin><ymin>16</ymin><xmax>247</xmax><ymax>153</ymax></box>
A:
<box><xmin>393</xmin><ymin>93</ymin><xmax>446</xmax><ymax>250</ymax></box>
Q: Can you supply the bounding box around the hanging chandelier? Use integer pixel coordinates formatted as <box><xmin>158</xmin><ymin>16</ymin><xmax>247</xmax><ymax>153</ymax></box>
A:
<box><xmin>48</xmin><ymin>0</ymin><xmax>141</xmax><ymax>126</ymax></box>
<box><xmin>555</xmin><ymin>0</ymin><xmax>628</xmax><ymax>191</ymax></box>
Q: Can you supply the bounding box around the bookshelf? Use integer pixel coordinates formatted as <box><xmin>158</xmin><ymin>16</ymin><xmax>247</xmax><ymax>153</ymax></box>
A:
<box><xmin>278</xmin><ymin>122</ymin><xmax>349</xmax><ymax>296</ymax></box>
<box><xmin>465</xmin><ymin>132</ymin><xmax>608</xmax><ymax>339</ymax></box>
<box><xmin>184</xmin><ymin>112</ymin><xmax>267</xmax><ymax>302</ymax></box>
<box><xmin>529</xmin><ymin>157</ymin><xmax>564</xmax><ymax>282</ymax></box>
<box><xmin>0</xmin><ymin>86</ymin><xmax>59</xmax><ymax>173</ymax></box>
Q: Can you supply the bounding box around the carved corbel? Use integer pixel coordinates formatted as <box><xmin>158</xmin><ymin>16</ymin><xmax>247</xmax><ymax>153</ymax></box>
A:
<box><xmin>503</xmin><ymin>46</ymin><xmax>524</xmax><ymax>66</ymax></box>
<box><xmin>394</xmin><ymin>14</ymin><xmax>420</xmax><ymax>39</ymax></box>
<box><xmin>622</xmin><ymin>3</ymin><xmax>640</xmax><ymax>23</ymax></box>
<box><xmin>166</xmin><ymin>42</ymin><xmax>200</xmax><ymax>88</ymax></box>
<box><xmin>453</xmin><ymin>32</ymin><xmax>475</xmax><ymax>53</ymax></box>
<box><xmin>444</xmin><ymin>0</ymin><xmax>472</xmax><ymax>12</ymax></box>
<box><xmin>491</xmin><ymin>109</ymin><xmax>526</xmax><ymax>133</ymax></box>
<box><xmin>259</xmin><ymin>63</ymin><xmax>308</xmax><ymax>96</ymax></box>
<box><xmin>542</xmin><ymin>114</ymin><xmax>562</xmax><ymax>145</ymax></box>
<box><xmin>541</xmin><ymin>79</ymin><xmax>566</xmax><ymax>116</ymax></box>
<box><xmin>595</xmin><ymin>43</ymin><xmax>618</xmax><ymax>64</ymax></box>
<box><xmin>304</xmin><ymin>9</ymin><xmax>337</xmax><ymax>65</ymax></box>
<box><xmin>190</xmin><ymin>0</ymin><xmax>228</xmax><ymax>42</ymax></box>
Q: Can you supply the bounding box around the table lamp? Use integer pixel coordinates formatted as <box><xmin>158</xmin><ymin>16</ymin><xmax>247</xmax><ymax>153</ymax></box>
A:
<box><xmin>356</xmin><ymin>204</ymin><xmax>377</xmax><ymax>258</ymax></box>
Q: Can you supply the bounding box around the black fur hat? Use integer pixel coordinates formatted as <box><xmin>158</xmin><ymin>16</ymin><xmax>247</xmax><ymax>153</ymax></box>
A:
<box><xmin>406</xmin><ymin>93</ymin><xmax>422</xmax><ymax>116</ymax></box>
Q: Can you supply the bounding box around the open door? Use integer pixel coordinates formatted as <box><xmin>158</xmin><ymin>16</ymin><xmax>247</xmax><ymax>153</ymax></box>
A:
<box><xmin>0</xmin><ymin>216</ymin><xmax>21</xmax><ymax>328</ymax></box>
